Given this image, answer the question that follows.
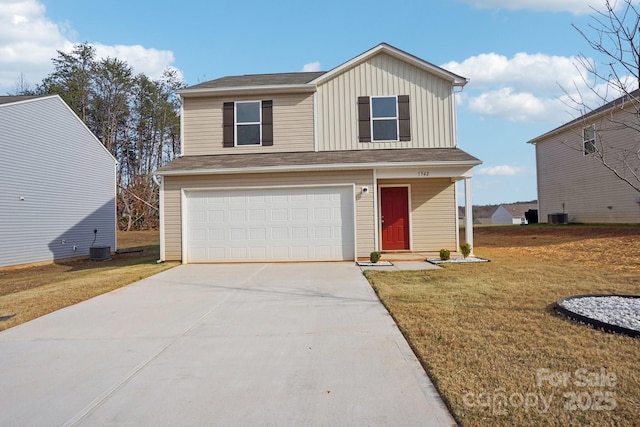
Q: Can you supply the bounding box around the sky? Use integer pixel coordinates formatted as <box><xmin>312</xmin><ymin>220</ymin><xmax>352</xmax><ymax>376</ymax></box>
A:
<box><xmin>0</xmin><ymin>0</ymin><xmax>630</xmax><ymax>205</ymax></box>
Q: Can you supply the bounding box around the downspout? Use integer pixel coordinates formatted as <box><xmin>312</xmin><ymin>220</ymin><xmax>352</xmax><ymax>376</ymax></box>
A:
<box><xmin>153</xmin><ymin>174</ymin><xmax>165</xmax><ymax>263</ymax></box>
<box><xmin>179</xmin><ymin>96</ymin><xmax>185</xmax><ymax>157</ymax></box>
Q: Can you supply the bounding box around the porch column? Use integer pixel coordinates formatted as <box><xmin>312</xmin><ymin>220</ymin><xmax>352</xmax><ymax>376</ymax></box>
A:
<box><xmin>464</xmin><ymin>177</ymin><xmax>474</xmax><ymax>256</ymax></box>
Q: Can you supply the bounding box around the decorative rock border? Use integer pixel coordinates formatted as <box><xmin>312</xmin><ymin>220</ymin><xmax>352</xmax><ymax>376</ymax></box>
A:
<box><xmin>356</xmin><ymin>261</ymin><xmax>394</xmax><ymax>267</ymax></box>
<box><xmin>555</xmin><ymin>294</ymin><xmax>640</xmax><ymax>338</ymax></box>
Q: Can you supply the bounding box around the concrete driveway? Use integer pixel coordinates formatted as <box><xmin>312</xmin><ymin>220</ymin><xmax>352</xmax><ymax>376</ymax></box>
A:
<box><xmin>0</xmin><ymin>263</ymin><xmax>455</xmax><ymax>426</ymax></box>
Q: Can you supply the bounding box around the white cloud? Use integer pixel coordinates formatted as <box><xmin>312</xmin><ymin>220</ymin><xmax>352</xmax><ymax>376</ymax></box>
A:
<box><xmin>93</xmin><ymin>43</ymin><xmax>180</xmax><ymax>81</ymax></box>
<box><xmin>477</xmin><ymin>165</ymin><xmax>525</xmax><ymax>176</ymax></box>
<box><xmin>0</xmin><ymin>0</ymin><xmax>180</xmax><ymax>94</ymax></box>
<box><xmin>456</xmin><ymin>0</ymin><xmax>603</xmax><ymax>15</ymax></box>
<box><xmin>442</xmin><ymin>52</ymin><xmax>583</xmax><ymax>93</ymax></box>
<box><xmin>0</xmin><ymin>0</ymin><xmax>73</xmax><ymax>93</ymax></box>
<box><xmin>301</xmin><ymin>61</ymin><xmax>321</xmax><ymax>72</ymax></box>
<box><xmin>462</xmin><ymin>87</ymin><xmax>566</xmax><ymax>122</ymax></box>
<box><xmin>443</xmin><ymin>52</ymin><xmax>611</xmax><ymax>122</ymax></box>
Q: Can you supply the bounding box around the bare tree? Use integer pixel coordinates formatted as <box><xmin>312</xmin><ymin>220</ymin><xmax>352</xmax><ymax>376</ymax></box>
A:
<box><xmin>564</xmin><ymin>0</ymin><xmax>640</xmax><ymax>193</ymax></box>
<box><xmin>10</xmin><ymin>73</ymin><xmax>36</xmax><ymax>95</ymax></box>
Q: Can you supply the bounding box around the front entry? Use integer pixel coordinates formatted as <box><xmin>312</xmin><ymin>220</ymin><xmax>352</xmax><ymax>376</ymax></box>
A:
<box><xmin>380</xmin><ymin>187</ymin><xmax>410</xmax><ymax>250</ymax></box>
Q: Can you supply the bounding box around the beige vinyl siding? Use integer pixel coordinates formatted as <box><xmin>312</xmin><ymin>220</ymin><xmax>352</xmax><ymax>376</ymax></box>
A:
<box><xmin>182</xmin><ymin>93</ymin><xmax>314</xmax><ymax>156</ymax></box>
<box><xmin>163</xmin><ymin>170</ymin><xmax>374</xmax><ymax>261</ymax></box>
<box><xmin>316</xmin><ymin>52</ymin><xmax>456</xmax><ymax>151</ymax></box>
<box><xmin>536</xmin><ymin>111</ymin><xmax>640</xmax><ymax>223</ymax></box>
<box><xmin>379</xmin><ymin>178</ymin><xmax>457</xmax><ymax>251</ymax></box>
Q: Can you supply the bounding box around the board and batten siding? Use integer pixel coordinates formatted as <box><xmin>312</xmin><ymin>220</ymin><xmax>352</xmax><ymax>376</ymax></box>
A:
<box><xmin>163</xmin><ymin>170</ymin><xmax>374</xmax><ymax>261</ymax></box>
<box><xmin>536</xmin><ymin>113</ymin><xmax>640</xmax><ymax>223</ymax></box>
<box><xmin>0</xmin><ymin>96</ymin><xmax>117</xmax><ymax>268</ymax></box>
<box><xmin>182</xmin><ymin>92</ymin><xmax>315</xmax><ymax>156</ymax></box>
<box><xmin>316</xmin><ymin>52</ymin><xmax>456</xmax><ymax>151</ymax></box>
<box><xmin>379</xmin><ymin>178</ymin><xmax>457</xmax><ymax>251</ymax></box>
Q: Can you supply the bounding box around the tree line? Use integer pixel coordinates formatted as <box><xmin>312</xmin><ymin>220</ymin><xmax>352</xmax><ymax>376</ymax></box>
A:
<box><xmin>13</xmin><ymin>43</ymin><xmax>184</xmax><ymax>230</ymax></box>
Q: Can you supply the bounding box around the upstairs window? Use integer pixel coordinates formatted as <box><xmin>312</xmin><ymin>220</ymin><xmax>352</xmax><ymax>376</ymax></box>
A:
<box><xmin>371</xmin><ymin>96</ymin><xmax>398</xmax><ymax>141</ymax></box>
<box><xmin>358</xmin><ymin>95</ymin><xmax>410</xmax><ymax>143</ymax></box>
<box><xmin>236</xmin><ymin>101</ymin><xmax>261</xmax><ymax>146</ymax></box>
<box><xmin>223</xmin><ymin>100</ymin><xmax>273</xmax><ymax>147</ymax></box>
<box><xmin>583</xmin><ymin>125</ymin><xmax>595</xmax><ymax>155</ymax></box>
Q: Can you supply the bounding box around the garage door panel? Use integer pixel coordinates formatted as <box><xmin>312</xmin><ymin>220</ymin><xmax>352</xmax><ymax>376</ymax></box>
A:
<box><xmin>186</xmin><ymin>187</ymin><xmax>354</xmax><ymax>262</ymax></box>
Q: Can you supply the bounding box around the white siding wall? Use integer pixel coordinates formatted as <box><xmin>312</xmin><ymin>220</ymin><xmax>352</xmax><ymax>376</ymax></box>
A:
<box><xmin>536</xmin><ymin>111</ymin><xmax>640</xmax><ymax>223</ymax></box>
<box><xmin>316</xmin><ymin>52</ymin><xmax>456</xmax><ymax>151</ymax></box>
<box><xmin>0</xmin><ymin>96</ymin><xmax>117</xmax><ymax>267</ymax></box>
<box><xmin>183</xmin><ymin>93</ymin><xmax>315</xmax><ymax>156</ymax></box>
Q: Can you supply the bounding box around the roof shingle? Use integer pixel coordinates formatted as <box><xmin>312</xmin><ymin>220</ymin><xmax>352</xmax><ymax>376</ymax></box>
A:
<box><xmin>156</xmin><ymin>148</ymin><xmax>481</xmax><ymax>175</ymax></box>
<box><xmin>185</xmin><ymin>72</ymin><xmax>325</xmax><ymax>90</ymax></box>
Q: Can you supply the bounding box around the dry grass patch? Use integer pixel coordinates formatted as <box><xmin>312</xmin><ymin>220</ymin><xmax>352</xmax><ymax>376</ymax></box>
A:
<box><xmin>0</xmin><ymin>230</ymin><xmax>178</xmax><ymax>331</ymax></box>
<box><xmin>366</xmin><ymin>225</ymin><xmax>640</xmax><ymax>427</ymax></box>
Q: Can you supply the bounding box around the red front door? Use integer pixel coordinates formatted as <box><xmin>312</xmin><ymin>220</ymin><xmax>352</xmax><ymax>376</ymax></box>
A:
<box><xmin>381</xmin><ymin>187</ymin><xmax>410</xmax><ymax>250</ymax></box>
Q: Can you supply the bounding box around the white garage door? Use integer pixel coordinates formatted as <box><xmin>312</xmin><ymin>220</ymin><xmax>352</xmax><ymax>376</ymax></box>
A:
<box><xmin>186</xmin><ymin>186</ymin><xmax>355</xmax><ymax>262</ymax></box>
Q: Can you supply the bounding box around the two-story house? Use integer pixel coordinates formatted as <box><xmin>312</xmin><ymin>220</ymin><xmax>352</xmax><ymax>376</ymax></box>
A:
<box><xmin>155</xmin><ymin>43</ymin><xmax>481</xmax><ymax>263</ymax></box>
<box><xmin>528</xmin><ymin>90</ymin><xmax>640</xmax><ymax>223</ymax></box>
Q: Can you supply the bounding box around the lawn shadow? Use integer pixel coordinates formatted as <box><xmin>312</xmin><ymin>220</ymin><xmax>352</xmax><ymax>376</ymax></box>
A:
<box><xmin>470</xmin><ymin>224</ymin><xmax>640</xmax><ymax>248</ymax></box>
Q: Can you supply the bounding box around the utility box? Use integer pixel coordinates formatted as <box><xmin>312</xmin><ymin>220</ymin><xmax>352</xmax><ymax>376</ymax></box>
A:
<box><xmin>547</xmin><ymin>213</ymin><xmax>569</xmax><ymax>224</ymax></box>
<box><xmin>89</xmin><ymin>246</ymin><xmax>111</xmax><ymax>261</ymax></box>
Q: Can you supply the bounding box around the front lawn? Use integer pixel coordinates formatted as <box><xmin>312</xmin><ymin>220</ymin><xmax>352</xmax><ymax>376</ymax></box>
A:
<box><xmin>0</xmin><ymin>230</ymin><xmax>178</xmax><ymax>332</ymax></box>
<box><xmin>366</xmin><ymin>225</ymin><xmax>640</xmax><ymax>427</ymax></box>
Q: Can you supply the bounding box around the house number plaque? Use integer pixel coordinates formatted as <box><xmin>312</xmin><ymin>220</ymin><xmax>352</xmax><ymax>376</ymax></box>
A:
<box><xmin>418</xmin><ymin>171</ymin><xmax>430</xmax><ymax>177</ymax></box>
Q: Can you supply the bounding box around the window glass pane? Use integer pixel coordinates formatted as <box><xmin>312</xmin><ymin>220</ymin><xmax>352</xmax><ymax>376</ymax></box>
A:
<box><xmin>372</xmin><ymin>97</ymin><xmax>397</xmax><ymax>118</ymax></box>
<box><xmin>237</xmin><ymin>102</ymin><xmax>260</xmax><ymax>123</ymax></box>
<box><xmin>584</xmin><ymin>140</ymin><xmax>595</xmax><ymax>154</ymax></box>
<box><xmin>583</xmin><ymin>126</ymin><xmax>594</xmax><ymax>141</ymax></box>
<box><xmin>237</xmin><ymin>124</ymin><xmax>260</xmax><ymax>145</ymax></box>
<box><xmin>373</xmin><ymin>120</ymin><xmax>398</xmax><ymax>141</ymax></box>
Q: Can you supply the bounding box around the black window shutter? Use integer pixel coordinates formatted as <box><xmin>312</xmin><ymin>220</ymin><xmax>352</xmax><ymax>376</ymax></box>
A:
<box><xmin>262</xmin><ymin>100</ymin><xmax>273</xmax><ymax>146</ymax></box>
<box><xmin>358</xmin><ymin>96</ymin><xmax>371</xmax><ymax>142</ymax></box>
<box><xmin>223</xmin><ymin>102</ymin><xmax>234</xmax><ymax>147</ymax></box>
<box><xmin>398</xmin><ymin>95</ymin><xmax>410</xmax><ymax>141</ymax></box>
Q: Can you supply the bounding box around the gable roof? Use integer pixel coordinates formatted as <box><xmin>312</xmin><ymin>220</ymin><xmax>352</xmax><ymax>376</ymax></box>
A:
<box><xmin>309</xmin><ymin>43</ymin><xmax>468</xmax><ymax>87</ymax></box>
<box><xmin>527</xmin><ymin>89</ymin><xmax>640</xmax><ymax>144</ymax></box>
<box><xmin>185</xmin><ymin>72</ymin><xmax>325</xmax><ymax>90</ymax></box>
<box><xmin>156</xmin><ymin>148</ymin><xmax>480</xmax><ymax>176</ymax></box>
<box><xmin>178</xmin><ymin>72</ymin><xmax>323</xmax><ymax>97</ymax></box>
<box><xmin>494</xmin><ymin>202</ymin><xmax>538</xmax><ymax>218</ymax></box>
<box><xmin>178</xmin><ymin>43</ymin><xmax>467</xmax><ymax>97</ymax></box>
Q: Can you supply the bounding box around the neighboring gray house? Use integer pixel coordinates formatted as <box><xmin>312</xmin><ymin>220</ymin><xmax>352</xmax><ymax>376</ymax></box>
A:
<box><xmin>491</xmin><ymin>201</ymin><xmax>538</xmax><ymax>225</ymax></box>
<box><xmin>0</xmin><ymin>95</ymin><xmax>117</xmax><ymax>268</ymax></box>
<box><xmin>528</xmin><ymin>91</ymin><xmax>640</xmax><ymax>223</ymax></box>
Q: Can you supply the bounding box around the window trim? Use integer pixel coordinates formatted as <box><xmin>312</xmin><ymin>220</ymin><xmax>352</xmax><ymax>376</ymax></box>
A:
<box><xmin>583</xmin><ymin>124</ymin><xmax>596</xmax><ymax>155</ymax></box>
<box><xmin>235</xmin><ymin>100</ymin><xmax>262</xmax><ymax>147</ymax></box>
<box><xmin>370</xmin><ymin>96</ymin><xmax>399</xmax><ymax>142</ymax></box>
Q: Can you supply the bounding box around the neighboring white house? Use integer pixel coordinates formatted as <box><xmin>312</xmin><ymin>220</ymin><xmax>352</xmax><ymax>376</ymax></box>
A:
<box><xmin>0</xmin><ymin>95</ymin><xmax>117</xmax><ymax>268</ymax></box>
<box><xmin>528</xmin><ymin>91</ymin><xmax>640</xmax><ymax>223</ymax></box>
<box><xmin>491</xmin><ymin>202</ymin><xmax>538</xmax><ymax>225</ymax></box>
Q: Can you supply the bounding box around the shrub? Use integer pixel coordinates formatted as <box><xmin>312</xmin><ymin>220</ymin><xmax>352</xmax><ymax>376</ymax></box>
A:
<box><xmin>460</xmin><ymin>243</ymin><xmax>472</xmax><ymax>258</ymax></box>
<box><xmin>370</xmin><ymin>251</ymin><xmax>382</xmax><ymax>263</ymax></box>
<box><xmin>439</xmin><ymin>249</ymin><xmax>450</xmax><ymax>261</ymax></box>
